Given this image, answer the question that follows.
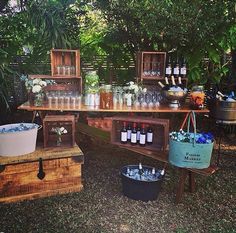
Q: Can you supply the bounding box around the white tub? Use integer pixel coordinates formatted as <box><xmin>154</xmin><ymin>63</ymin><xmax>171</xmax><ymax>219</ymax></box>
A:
<box><xmin>0</xmin><ymin>123</ymin><xmax>40</xmax><ymax>156</ymax></box>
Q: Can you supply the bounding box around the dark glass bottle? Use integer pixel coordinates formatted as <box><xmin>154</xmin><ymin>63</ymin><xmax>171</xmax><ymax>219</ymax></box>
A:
<box><xmin>146</xmin><ymin>125</ymin><xmax>153</xmax><ymax>145</ymax></box>
<box><xmin>139</xmin><ymin>123</ymin><xmax>146</xmax><ymax>147</ymax></box>
<box><xmin>178</xmin><ymin>76</ymin><xmax>184</xmax><ymax>89</ymax></box>
<box><xmin>171</xmin><ymin>75</ymin><xmax>178</xmax><ymax>88</ymax></box>
<box><xmin>131</xmin><ymin>122</ymin><xmax>137</xmax><ymax>145</ymax></box>
<box><xmin>120</xmin><ymin>121</ymin><xmax>128</xmax><ymax>144</ymax></box>
<box><xmin>136</xmin><ymin>124</ymin><xmax>141</xmax><ymax>142</ymax></box>
<box><xmin>127</xmin><ymin>123</ymin><xmax>132</xmax><ymax>141</ymax></box>
<box><xmin>165</xmin><ymin>56</ymin><xmax>172</xmax><ymax>77</ymax></box>
<box><xmin>138</xmin><ymin>162</ymin><xmax>144</xmax><ymax>179</ymax></box>
<box><xmin>173</xmin><ymin>58</ymin><xmax>180</xmax><ymax>78</ymax></box>
<box><xmin>164</xmin><ymin>76</ymin><xmax>170</xmax><ymax>90</ymax></box>
<box><xmin>180</xmin><ymin>58</ymin><xmax>187</xmax><ymax>78</ymax></box>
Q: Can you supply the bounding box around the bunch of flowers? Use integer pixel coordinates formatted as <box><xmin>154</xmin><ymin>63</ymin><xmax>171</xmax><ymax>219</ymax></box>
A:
<box><xmin>51</xmin><ymin>126</ymin><xmax>68</xmax><ymax>136</ymax></box>
<box><xmin>20</xmin><ymin>75</ymin><xmax>54</xmax><ymax>93</ymax></box>
<box><xmin>170</xmin><ymin>129</ymin><xmax>214</xmax><ymax>144</ymax></box>
<box><xmin>123</xmin><ymin>81</ymin><xmax>147</xmax><ymax>94</ymax></box>
<box><xmin>51</xmin><ymin>126</ymin><xmax>68</xmax><ymax>145</ymax></box>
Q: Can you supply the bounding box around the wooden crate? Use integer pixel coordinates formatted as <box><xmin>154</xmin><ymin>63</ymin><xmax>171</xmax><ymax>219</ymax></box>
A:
<box><xmin>136</xmin><ymin>51</ymin><xmax>166</xmax><ymax>82</ymax></box>
<box><xmin>29</xmin><ymin>75</ymin><xmax>82</xmax><ymax>94</ymax></box>
<box><xmin>87</xmin><ymin>117</ymin><xmax>112</xmax><ymax>132</ymax></box>
<box><xmin>43</xmin><ymin>115</ymin><xmax>76</xmax><ymax>148</ymax></box>
<box><xmin>111</xmin><ymin>116</ymin><xmax>169</xmax><ymax>151</ymax></box>
<box><xmin>0</xmin><ymin>144</ymin><xmax>84</xmax><ymax>203</ymax></box>
<box><xmin>50</xmin><ymin>49</ymin><xmax>81</xmax><ymax>78</ymax></box>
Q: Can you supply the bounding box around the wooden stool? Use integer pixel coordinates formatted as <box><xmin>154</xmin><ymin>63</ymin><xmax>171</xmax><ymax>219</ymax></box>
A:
<box><xmin>175</xmin><ymin>165</ymin><xmax>218</xmax><ymax>203</ymax></box>
<box><xmin>43</xmin><ymin>115</ymin><xmax>76</xmax><ymax>148</ymax></box>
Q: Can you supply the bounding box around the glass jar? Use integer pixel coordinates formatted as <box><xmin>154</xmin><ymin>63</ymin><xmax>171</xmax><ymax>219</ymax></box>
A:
<box><xmin>100</xmin><ymin>84</ymin><xmax>113</xmax><ymax>109</ymax></box>
<box><xmin>190</xmin><ymin>85</ymin><xmax>205</xmax><ymax>109</ymax></box>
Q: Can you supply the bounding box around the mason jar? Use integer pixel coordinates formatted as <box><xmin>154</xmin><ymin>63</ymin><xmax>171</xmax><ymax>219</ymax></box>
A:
<box><xmin>190</xmin><ymin>85</ymin><xmax>205</xmax><ymax>109</ymax></box>
<box><xmin>100</xmin><ymin>84</ymin><xmax>113</xmax><ymax>109</ymax></box>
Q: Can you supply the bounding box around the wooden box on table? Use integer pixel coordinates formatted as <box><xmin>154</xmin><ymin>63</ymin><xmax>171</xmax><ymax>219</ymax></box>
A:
<box><xmin>136</xmin><ymin>51</ymin><xmax>166</xmax><ymax>82</ymax></box>
<box><xmin>43</xmin><ymin>115</ymin><xmax>76</xmax><ymax>148</ymax></box>
<box><xmin>50</xmin><ymin>49</ymin><xmax>81</xmax><ymax>77</ymax></box>
<box><xmin>111</xmin><ymin>116</ymin><xmax>169</xmax><ymax>151</ymax></box>
<box><xmin>0</xmin><ymin>144</ymin><xmax>84</xmax><ymax>203</ymax></box>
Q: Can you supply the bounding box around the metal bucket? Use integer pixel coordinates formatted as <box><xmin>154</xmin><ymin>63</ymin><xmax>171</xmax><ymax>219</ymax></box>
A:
<box><xmin>0</xmin><ymin>123</ymin><xmax>41</xmax><ymax>156</ymax></box>
<box><xmin>120</xmin><ymin>165</ymin><xmax>164</xmax><ymax>202</ymax></box>
<box><xmin>210</xmin><ymin>100</ymin><xmax>236</xmax><ymax>121</ymax></box>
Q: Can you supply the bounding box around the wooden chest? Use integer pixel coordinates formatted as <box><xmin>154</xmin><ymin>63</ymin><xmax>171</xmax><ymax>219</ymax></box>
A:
<box><xmin>0</xmin><ymin>144</ymin><xmax>84</xmax><ymax>203</ymax></box>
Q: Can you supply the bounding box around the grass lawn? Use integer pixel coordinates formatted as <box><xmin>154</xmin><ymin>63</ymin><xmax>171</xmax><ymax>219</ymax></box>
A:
<box><xmin>0</xmin><ymin>117</ymin><xmax>235</xmax><ymax>233</ymax></box>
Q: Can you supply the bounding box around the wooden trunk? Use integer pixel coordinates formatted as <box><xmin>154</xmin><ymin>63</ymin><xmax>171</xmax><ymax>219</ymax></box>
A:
<box><xmin>0</xmin><ymin>144</ymin><xmax>84</xmax><ymax>203</ymax></box>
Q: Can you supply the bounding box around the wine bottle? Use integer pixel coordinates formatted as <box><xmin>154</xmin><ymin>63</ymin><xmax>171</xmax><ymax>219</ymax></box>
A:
<box><xmin>171</xmin><ymin>75</ymin><xmax>178</xmax><ymax>88</ymax></box>
<box><xmin>120</xmin><ymin>121</ymin><xmax>128</xmax><ymax>144</ymax></box>
<box><xmin>136</xmin><ymin>124</ymin><xmax>141</xmax><ymax>142</ymax></box>
<box><xmin>146</xmin><ymin>125</ymin><xmax>153</xmax><ymax>145</ymax></box>
<box><xmin>139</xmin><ymin>123</ymin><xmax>146</xmax><ymax>147</ymax></box>
<box><xmin>159</xmin><ymin>169</ymin><xmax>165</xmax><ymax>178</ymax></box>
<box><xmin>180</xmin><ymin>58</ymin><xmax>187</xmax><ymax>78</ymax></box>
<box><xmin>138</xmin><ymin>162</ymin><xmax>144</xmax><ymax>179</ymax></box>
<box><xmin>217</xmin><ymin>91</ymin><xmax>228</xmax><ymax>101</ymax></box>
<box><xmin>173</xmin><ymin>58</ymin><xmax>180</xmax><ymax>78</ymax></box>
<box><xmin>131</xmin><ymin>122</ymin><xmax>137</xmax><ymax>145</ymax></box>
<box><xmin>158</xmin><ymin>81</ymin><xmax>165</xmax><ymax>89</ymax></box>
<box><xmin>164</xmin><ymin>77</ymin><xmax>170</xmax><ymax>90</ymax></box>
<box><xmin>127</xmin><ymin>123</ymin><xmax>132</xmax><ymax>141</ymax></box>
<box><xmin>165</xmin><ymin>56</ymin><xmax>172</xmax><ymax>77</ymax></box>
<box><xmin>178</xmin><ymin>76</ymin><xmax>184</xmax><ymax>90</ymax></box>
<box><xmin>152</xmin><ymin>167</ymin><xmax>155</xmax><ymax>175</ymax></box>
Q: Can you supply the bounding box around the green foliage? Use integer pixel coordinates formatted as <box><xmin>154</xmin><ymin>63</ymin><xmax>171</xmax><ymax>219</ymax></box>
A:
<box><xmin>94</xmin><ymin>0</ymin><xmax>236</xmax><ymax>84</ymax></box>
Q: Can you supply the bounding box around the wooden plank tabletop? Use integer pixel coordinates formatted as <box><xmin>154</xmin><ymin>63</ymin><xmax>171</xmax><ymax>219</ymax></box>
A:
<box><xmin>0</xmin><ymin>144</ymin><xmax>83</xmax><ymax>166</ymax></box>
<box><xmin>18</xmin><ymin>102</ymin><xmax>210</xmax><ymax>113</ymax></box>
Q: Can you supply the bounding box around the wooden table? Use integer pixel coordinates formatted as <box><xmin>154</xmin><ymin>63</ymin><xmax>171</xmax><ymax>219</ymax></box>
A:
<box><xmin>18</xmin><ymin>101</ymin><xmax>210</xmax><ymax>113</ymax></box>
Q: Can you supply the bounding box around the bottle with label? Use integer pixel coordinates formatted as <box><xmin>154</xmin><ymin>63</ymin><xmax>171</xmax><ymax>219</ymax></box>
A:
<box><xmin>136</xmin><ymin>124</ymin><xmax>141</xmax><ymax>142</ymax></box>
<box><xmin>166</xmin><ymin>56</ymin><xmax>172</xmax><ymax>77</ymax></box>
<box><xmin>146</xmin><ymin>125</ymin><xmax>153</xmax><ymax>145</ymax></box>
<box><xmin>139</xmin><ymin>123</ymin><xmax>146</xmax><ymax>147</ymax></box>
<box><xmin>173</xmin><ymin>58</ymin><xmax>180</xmax><ymax>78</ymax></box>
<box><xmin>131</xmin><ymin>122</ymin><xmax>137</xmax><ymax>145</ymax></box>
<box><xmin>120</xmin><ymin>121</ymin><xmax>128</xmax><ymax>144</ymax></box>
<box><xmin>180</xmin><ymin>58</ymin><xmax>187</xmax><ymax>78</ymax></box>
<box><xmin>127</xmin><ymin>123</ymin><xmax>132</xmax><ymax>142</ymax></box>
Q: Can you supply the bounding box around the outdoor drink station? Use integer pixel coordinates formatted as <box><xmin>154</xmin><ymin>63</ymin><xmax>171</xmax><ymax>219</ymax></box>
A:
<box><xmin>2</xmin><ymin>49</ymin><xmax>234</xmax><ymax>203</ymax></box>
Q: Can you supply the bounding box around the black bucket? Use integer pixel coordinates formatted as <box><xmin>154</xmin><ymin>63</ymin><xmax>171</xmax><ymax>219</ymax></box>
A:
<box><xmin>120</xmin><ymin>165</ymin><xmax>164</xmax><ymax>202</ymax></box>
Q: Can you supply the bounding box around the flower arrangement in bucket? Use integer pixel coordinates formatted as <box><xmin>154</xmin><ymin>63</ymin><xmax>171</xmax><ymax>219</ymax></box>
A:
<box><xmin>20</xmin><ymin>75</ymin><xmax>54</xmax><ymax>106</ymax></box>
<box><xmin>51</xmin><ymin>126</ymin><xmax>68</xmax><ymax>146</ymax></box>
